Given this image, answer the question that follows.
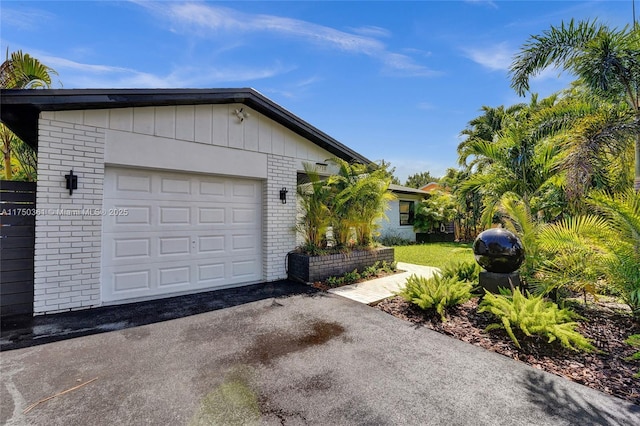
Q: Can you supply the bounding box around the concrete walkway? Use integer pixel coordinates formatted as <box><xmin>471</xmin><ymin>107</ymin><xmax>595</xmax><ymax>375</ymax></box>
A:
<box><xmin>328</xmin><ymin>262</ymin><xmax>439</xmax><ymax>304</ymax></box>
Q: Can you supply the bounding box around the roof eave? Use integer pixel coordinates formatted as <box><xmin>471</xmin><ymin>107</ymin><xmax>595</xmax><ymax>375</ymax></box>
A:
<box><xmin>0</xmin><ymin>88</ymin><xmax>370</xmax><ymax>164</ymax></box>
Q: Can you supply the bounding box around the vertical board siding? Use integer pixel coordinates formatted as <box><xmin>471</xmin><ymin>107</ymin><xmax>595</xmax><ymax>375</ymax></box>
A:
<box><xmin>0</xmin><ymin>180</ymin><xmax>36</xmax><ymax>317</ymax></box>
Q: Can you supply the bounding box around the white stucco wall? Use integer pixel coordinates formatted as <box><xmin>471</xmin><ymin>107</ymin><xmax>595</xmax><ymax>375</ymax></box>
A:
<box><xmin>34</xmin><ymin>104</ymin><xmax>339</xmax><ymax>314</ymax></box>
<box><xmin>378</xmin><ymin>194</ymin><xmax>425</xmax><ymax>242</ymax></box>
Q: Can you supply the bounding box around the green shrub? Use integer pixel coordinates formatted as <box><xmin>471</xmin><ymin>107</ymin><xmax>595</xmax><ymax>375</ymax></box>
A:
<box><xmin>326</xmin><ymin>276</ymin><xmax>345</xmax><ymax>287</ymax></box>
<box><xmin>398</xmin><ymin>274</ymin><xmax>473</xmax><ymax>321</ymax></box>
<box><xmin>362</xmin><ymin>261</ymin><xmax>381</xmax><ymax>279</ymax></box>
<box><xmin>378</xmin><ymin>233</ymin><xmax>413</xmax><ymax>246</ymax></box>
<box><xmin>441</xmin><ymin>260</ymin><xmax>481</xmax><ymax>283</ymax></box>
<box><xmin>324</xmin><ymin>261</ymin><xmax>396</xmax><ymax>288</ymax></box>
<box><xmin>478</xmin><ymin>287</ymin><xmax>595</xmax><ymax>352</ymax></box>
<box><xmin>625</xmin><ymin>334</ymin><xmax>640</xmax><ymax>378</ymax></box>
<box><xmin>380</xmin><ymin>260</ymin><xmax>397</xmax><ymax>273</ymax></box>
<box><xmin>343</xmin><ymin>270</ymin><xmax>361</xmax><ymax>284</ymax></box>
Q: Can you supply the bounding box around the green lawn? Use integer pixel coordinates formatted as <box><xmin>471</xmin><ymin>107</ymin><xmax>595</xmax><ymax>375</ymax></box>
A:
<box><xmin>393</xmin><ymin>242</ymin><xmax>475</xmax><ymax>269</ymax></box>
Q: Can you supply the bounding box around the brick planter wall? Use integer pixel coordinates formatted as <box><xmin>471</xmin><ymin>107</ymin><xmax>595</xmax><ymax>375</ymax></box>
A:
<box><xmin>287</xmin><ymin>247</ymin><xmax>395</xmax><ymax>283</ymax></box>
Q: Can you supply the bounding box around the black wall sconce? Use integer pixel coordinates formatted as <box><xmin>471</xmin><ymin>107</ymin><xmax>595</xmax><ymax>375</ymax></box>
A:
<box><xmin>279</xmin><ymin>187</ymin><xmax>288</xmax><ymax>204</ymax></box>
<box><xmin>65</xmin><ymin>170</ymin><xmax>78</xmax><ymax>195</ymax></box>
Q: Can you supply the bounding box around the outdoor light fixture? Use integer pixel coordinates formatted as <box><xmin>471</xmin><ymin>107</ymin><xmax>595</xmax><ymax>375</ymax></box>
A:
<box><xmin>234</xmin><ymin>107</ymin><xmax>249</xmax><ymax>122</ymax></box>
<box><xmin>279</xmin><ymin>187</ymin><xmax>288</xmax><ymax>204</ymax></box>
<box><xmin>65</xmin><ymin>170</ymin><xmax>78</xmax><ymax>195</ymax></box>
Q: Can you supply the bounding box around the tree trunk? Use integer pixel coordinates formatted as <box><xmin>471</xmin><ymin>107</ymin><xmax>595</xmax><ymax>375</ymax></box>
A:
<box><xmin>3</xmin><ymin>149</ymin><xmax>11</xmax><ymax>180</ymax></box>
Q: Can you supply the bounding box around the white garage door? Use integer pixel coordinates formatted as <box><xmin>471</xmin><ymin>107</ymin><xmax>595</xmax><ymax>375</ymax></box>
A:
<box><xmin>101</xmin><ymin>167</ymin><xmax>263</xmax><ymax>303</ymax></box>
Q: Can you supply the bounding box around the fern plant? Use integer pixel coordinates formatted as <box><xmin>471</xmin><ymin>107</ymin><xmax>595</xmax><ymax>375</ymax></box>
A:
<box><xmin>625</xmin><ymin>334</ymin><xmax>640</xmax><ymax>378</ymax></box>
<box><xmin>398</xmin><ymin>274</ymin><xmax>473</xmax><ymax>321</ymax></box>
<box><xmin>441</xmin><ymin>260</ymin><xmax>482</xmax><ymax>283</ymax></box>
<box><xmin>478</xmin><ymin>287</ymin><xmax>595</xmax><ymax>352</ymax></box>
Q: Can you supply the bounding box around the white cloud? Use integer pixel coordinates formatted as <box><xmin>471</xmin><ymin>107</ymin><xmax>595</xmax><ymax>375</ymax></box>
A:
<box><xmin>0</xmin><ymin>7</ymin><xmax>55</xmax><ymax>30</ymax></box>
<box><xmin>349</xmin><ymin>25</ymin><xmax>392</xmax><ymax>38</ymax></box>
<box><xmin>137</xmin><ymin>2</ymin><xmax>437</xmax><ymax>77</ymax></box>
<box><xmin>37</xmin><ymin>54</ymin><xmax>292</xmax><ymax>88</ymax></box>
<box><xmin>417</xmin><ymin>101</ymin><xmax>435</xmax><ymax>110</ymax></box>
<box><xmin>463</xmin><ymin>42</ymin><xmax>514</xmax><ymax>71</ymax></box>
<box><xmin>464</xmin><ymin>0</ymin><xmax>499</xmax><ymax>9</ymax></box>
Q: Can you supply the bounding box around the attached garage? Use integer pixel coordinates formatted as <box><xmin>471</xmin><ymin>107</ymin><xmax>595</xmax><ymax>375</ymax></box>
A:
<box><xmin>0</xmin><ymin>88</ymin><xmax>370</xmax><ymax>315</ymax></box>
<box><xmin>102</xmin><ymin>168</ymin><xmax>262</xmax><ymax>303</ymax></box>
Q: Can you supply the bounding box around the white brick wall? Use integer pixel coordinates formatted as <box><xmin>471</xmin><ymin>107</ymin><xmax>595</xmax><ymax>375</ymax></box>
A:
<box><xmin>32</xmin><ymin>105</ymin><xmax>340</xmax><ymax>314</ymax></box>
<box><xmin>34</xmin><ymin>113</ymin><xmax>105</xmax><ymax>314</ymax></box>
<box><xmin>263</xmin><ymin>154</ymin><xmax>298</xmax><ymax>281</ymax></box>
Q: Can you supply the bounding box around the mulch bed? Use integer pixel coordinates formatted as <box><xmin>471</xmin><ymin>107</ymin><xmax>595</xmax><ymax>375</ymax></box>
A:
<box><xmin>375</xmin><ymin>296</ymin><xmax>640</xmax><ymax>405</ymax></box>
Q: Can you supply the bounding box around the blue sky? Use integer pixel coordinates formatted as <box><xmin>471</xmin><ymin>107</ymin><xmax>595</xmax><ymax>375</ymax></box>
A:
<box><xmin>1</xmin><ymin>1</ymin><xmax>636</xmax><ymax>183</ymax></box>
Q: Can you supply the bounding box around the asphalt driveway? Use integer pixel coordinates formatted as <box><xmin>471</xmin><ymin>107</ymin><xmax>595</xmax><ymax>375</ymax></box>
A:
<box><xmin>2</xmin><ymin>288</ymin><xmax>639</xmax><ymax>425</ymax></box>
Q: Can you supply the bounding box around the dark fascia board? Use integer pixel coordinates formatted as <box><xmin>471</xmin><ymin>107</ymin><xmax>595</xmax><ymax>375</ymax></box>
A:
<box><xmin>0</xmin><ymin>88</ymin><xmax>370</xmax><ymax>164</ymax></box>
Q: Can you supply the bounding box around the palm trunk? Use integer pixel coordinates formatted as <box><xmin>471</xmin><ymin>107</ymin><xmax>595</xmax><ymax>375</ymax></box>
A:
<box><xmin>3</xmin><ymin>150</ymin><xmax>12</xmax><ymax>180</ymax></box>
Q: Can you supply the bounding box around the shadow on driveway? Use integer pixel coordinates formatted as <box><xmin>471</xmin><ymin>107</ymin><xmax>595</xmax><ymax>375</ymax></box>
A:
<box><xmin>1</xmin><ymin>280</ymin><xmax>317</xmax><ymax>351</ymax></box>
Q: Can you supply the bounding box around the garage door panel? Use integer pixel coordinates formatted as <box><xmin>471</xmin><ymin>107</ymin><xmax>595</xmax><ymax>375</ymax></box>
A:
<box><xmin>198</xmin><ymin>262</ymin><xmax>226</xmax><ymax>284</ymax></box>
<box><xmin>114</xmin><ymin>172</ymin><xmax>152</xmax><ymax>193</ymax></box>
<box><xmin>112</xmin><ymin>238</ymin><xmax>151</xmax><ymax>260</ymax></box>
<box><xmin>232</xmin><ymin>181</ymin><xmax>259</xmax><ymax>198</ymax></box>
<box><xmin>159</xmin><ymin>236</ymin><xmax>191</xmax><ymax>256</ymax></box>
<box><xmin>232</xmin><ymin>207</ymin><xmax>259</xmax><ymax>225</ymax></box>
<box><xmin>102</xmin><ymin>167</ymin><xmax>263</xmax><ymax>303</ymax></box>
<box><xmin>158</xmin><ymin>266</ymin><xmax>190</xmax><ymax>288</ymax></box>
<box><xmin>159</xmin><ymin>206</ymin><xmax>191</xmax><ymax>225</ymax></box>
<box><xmin>232</xmin><ymin>260</ymin><xmax>259</xmax><ymax>278</ymax></box>
<box><xmin>112</xmin><ymin>206</ymin><xmax>151</xmax><ymax>225</ymax></box>
<box><xmin>110</xmin><ymin>268</ymin><xmax>152</xmax><ymax>292</ymax></box>
<box><xmin>199</xmin><ymin>235</ymin><xmax>225</xmax><ymax>253</ymax></box>
<box><xmin>160</xmin><ymin>177</ymin><xmax>192</xmax><ymax>195</ymax></box>
<box><xmin>199</xmin><ymin>180</ymin><xmax>226</xmax><ymax>197</ymax></box>
<box><xmin>198</xmin><ymin>207</ymin><xmax>225</xmax><ymax>224</ymax></box>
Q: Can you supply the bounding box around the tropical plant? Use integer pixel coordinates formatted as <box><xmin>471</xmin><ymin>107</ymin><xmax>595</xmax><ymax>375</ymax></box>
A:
<box><xmin>588</xmin><ymin>189</ymin><xmax>640</xmax><ymax>317</ymax></box>
<box><xmin>440</xmin><ymin>168</ymin><xmax>484</xmax><ymax>241</ymax></box>
<box><xmin>398</xmin><ymin>273</ymin><xmax>473</xmax><ymax>321</ymax></box>
<box><xmin>625</xmin><ymin>334</ymin><xmax>640</xmax><ymax>378</ymax></box>
<box><xmin>0</xmin><ymin>49</ymin><xmax>58</xmax><ymax>180</ymax></box>
<box><xmin>510</xmin><ymin>19</ymin><xmax>640</xmax><ymax>191</ymax></box>
<box><xmin>496</xmin><ymin>192</ymin><xmax>544</xmax><ymax>282</ymax></box>
<box><xmin>478</xmin><ymin>287</ymin><xmax>595</xmax><ymax>352</ymax></box>
<box><xmin>536</xmin><ymin>215</ymin><xmax>613</xmax><ymax>299</ymax></box>
<box><xmin>297</xmin><ymin>159</ymin><xmax>394</xmax><ymax>253</ymax></box>
<box><xmin>413</xmin><ymin>190</ymin><xmax>458</xmax><ymax>233</ymax></box>
<box><xmin>440</xmin><ymin>260</ymin><xmax>482</xmax><ymax>284</ymax></box>
<box><xmin>457</xmin><ymin>94</ymin><xmax>568</xmax><ymax>223</ymax></box>
<box><xmin>377</xmin><ymin>232</ymin><xmax>413</xmax><ymax>246</ymax></box>
<box><xmin>296</xmin><ymin>163</ymin><xmax>332</xmax><ymax>249</ymax></box>
<box><xmin>326</xmin><ymin>158</ymin><xmax>394</xmax><ymax>247</ymax></box>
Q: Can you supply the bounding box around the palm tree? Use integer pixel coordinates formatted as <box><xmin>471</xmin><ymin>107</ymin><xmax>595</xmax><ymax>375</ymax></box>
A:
<box><xmin>510</xmin><ymin>19</ymin><xmax>640</xmax><ymax>191</ymax></box>
<box><xmin>326</xmin><ymin>158</ymin><xmax>394</xmax><ymax>247</ymax></box>
<box><xmin>457</xmin><ymin>94</ymin><xmax>566</xmax><ymax>223</ymax></box>
<box><xmin>296</xmin><ymin>163</ymin><xmax>332</xmax><ymax>251</ymax></box>
<box><xmin>0</xmin><ymin>50</ymin><xmax>57</xmax><ymax>179</ymax></box>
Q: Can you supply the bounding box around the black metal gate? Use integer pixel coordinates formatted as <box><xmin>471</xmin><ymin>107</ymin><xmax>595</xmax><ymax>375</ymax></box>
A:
<box><xmin>1</xmin><ymin>180</ymin><xmax>36</xmax><ymax>318</ymax></box>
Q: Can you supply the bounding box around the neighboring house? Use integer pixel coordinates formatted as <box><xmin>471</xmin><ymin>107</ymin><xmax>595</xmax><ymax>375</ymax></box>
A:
<box><xmin>419</xmin><ymin>182</ymin><xmax>441</xmax><ymax>192</ymax></box>
<box><xmin>0</xmin><ymin>88</ymin><xmax>369</xmax><ymax>315</ymax></box>
<box><xmin>378</xmin><ymin>184</ymin><xmax>429</xmax><ymax>242</ymax></box>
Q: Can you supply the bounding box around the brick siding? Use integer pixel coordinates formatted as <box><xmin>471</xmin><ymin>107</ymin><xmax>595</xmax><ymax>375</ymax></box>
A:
<box><xmin>288</xmin><ymin>247</ymin><xmax>395</xmax><ymax>283</ymax></box>
<box><xmin>34</xmin><ymin>114</ymin><xmax>105</xmax><ymax>313</ymax></box>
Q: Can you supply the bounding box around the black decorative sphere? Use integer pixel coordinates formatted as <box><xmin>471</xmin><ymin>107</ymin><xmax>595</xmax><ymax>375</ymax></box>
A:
<box><xmin>473</xmin><ymin>228</ymin><xmax>525</xmax><ymax>273</ymax></box>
